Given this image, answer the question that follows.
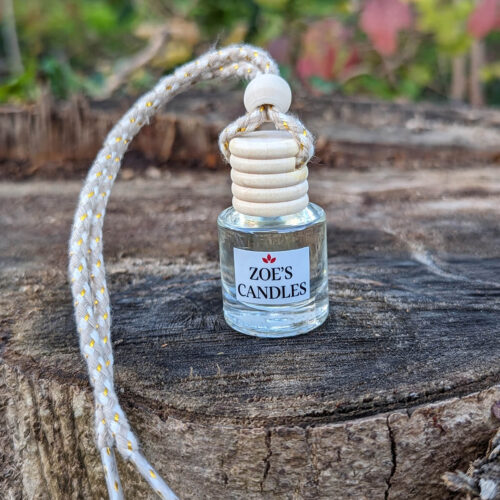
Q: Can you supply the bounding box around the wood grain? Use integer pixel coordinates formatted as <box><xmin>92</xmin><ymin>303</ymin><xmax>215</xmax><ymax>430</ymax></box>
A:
<box><xmin>1</xmin><ymin>158</ymin><xmax>500</xmax><ymax>498</ymax></box>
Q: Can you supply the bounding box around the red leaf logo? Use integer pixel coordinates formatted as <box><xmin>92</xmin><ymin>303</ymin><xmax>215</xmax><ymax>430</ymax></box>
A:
<box><xmin>262</xmin><ymin>254</ymin><xmax>276</xmax><ymax>264</ymax></box>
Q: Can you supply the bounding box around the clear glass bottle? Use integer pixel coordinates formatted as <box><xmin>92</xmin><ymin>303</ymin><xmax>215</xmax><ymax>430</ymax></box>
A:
<box><xmin>218</xmin><ymin>203</ymin><xmax>328</xmax><ymax>338</ymax></box>
<box><xmin>217</xmin><ymin>129</ymin><xmax>329</xmax><ymax>338</ymax></box>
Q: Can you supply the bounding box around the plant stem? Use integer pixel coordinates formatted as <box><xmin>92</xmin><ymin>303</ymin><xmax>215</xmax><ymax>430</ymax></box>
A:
<box><xmin>1</xmin><ymin>0</ymin><xmax>23</xmax><ymax>75</ymax></box>
<box><xmin>450</xmin><ymin>55</ymin><xmax>466</xmax><ymax>102</ymax></box>
<box><xmin>469</xmin><ymin>39</ymin><xmax>485</xmax><ymax>107</ymax></box>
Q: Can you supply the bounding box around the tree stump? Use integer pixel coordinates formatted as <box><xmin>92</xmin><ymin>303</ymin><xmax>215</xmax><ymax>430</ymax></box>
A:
<box><xmin>1</xmin><ymin>94</ymin><xmax>500</xmax><ymax>499</ymax></box>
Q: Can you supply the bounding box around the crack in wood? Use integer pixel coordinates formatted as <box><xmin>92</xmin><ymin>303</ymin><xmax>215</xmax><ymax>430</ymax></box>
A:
<box><xmin>260</xmin><ymin>429</ymin><xmax>272</xmax><ymax>493</ymax></box>
<box><xmin>385</xmin><ymin>416</ymin><xmax>397</xmax><ymax>500</ymax></box>
<box><xmin>409</xmin><ymin>242</ymin><xmax>500</xmax><ymax>287</ymax></box>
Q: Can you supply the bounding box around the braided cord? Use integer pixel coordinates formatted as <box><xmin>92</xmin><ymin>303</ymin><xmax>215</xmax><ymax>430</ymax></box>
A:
<box><xmin>219</xmin><ymin>105</ymin><xmax>314</xmax><ymax>167</ymax></box>
<box><xmin>69</xmin><ymin>44</ymin><xmax>313</xmax><ymax>500</ymax></box>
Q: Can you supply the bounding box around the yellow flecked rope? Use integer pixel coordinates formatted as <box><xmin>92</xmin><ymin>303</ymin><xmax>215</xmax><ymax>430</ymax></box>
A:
<box><xmin>69</xmin><ymin>44</ymin><xmax>314</xmax><ymax>500</ymax></box>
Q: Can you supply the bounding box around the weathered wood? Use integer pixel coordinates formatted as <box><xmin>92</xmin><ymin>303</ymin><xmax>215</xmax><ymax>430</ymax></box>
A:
<box><xmin>2</xmin><ymin>90</ymin><xmax>500</xmax><ymax>181</ymax></box>
<box><xmin>1</xmin><ymin>146</ymin><xmax>500</xmax><ymax>499</ymax></box>
<box><xmin>444</xmin><ymin>425</ymin><xmax>500</xmax><ymax>498</ymax></box>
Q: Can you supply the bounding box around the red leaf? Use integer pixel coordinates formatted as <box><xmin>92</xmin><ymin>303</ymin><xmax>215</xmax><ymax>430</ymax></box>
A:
<box><xmin>467</xmin><ymin>0</ymin><xmax>500</xmax><ymax>39</ymax></box>
<box><xmin>296</xmin><ymin>18</ymin><xmax>361</xmax><ymax>83</ymax></box>
<box><xmin>262</xmin><ymin>257</ymin><xmax>268</xmax><ymax>263</ymax></box>
<box><xmin>360</xmin><ymin>0</ymin><xmax>412</xmax><ymax>56</ymax></box>
<box><xmin>296</xmin><ymin>57</ymin><xmax>320</xmax><ymax>81</ymax></box>
<box><xmin>268</xmin><ymin>36</ymin><xmax>292</xmax><ymax>65</ymax></box>
<box><xmin>267</xmin><ymin>254</ymin><xmax>272</xmax><ymax>261</ymax></box>
<box><xmin>270</xmin><ymin>257</ymin><xmax>276</xmax><ymax>263</ymax></box>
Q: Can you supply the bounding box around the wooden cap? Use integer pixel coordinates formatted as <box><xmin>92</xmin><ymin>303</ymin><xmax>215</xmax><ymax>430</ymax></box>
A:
<box><xmin>229</xmin><ymin>130</ymin><xmax>298</xmax><ymax>159</ymax></box>
<box><xmin>228</xmin><ymin>130</ymin><xmax>308</xmax><ymax>217</ymax></box>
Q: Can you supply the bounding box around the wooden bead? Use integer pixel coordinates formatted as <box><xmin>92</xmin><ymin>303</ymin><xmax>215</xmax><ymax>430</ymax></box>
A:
<box><xmin>232</xmin><ymin>181</ymin><xmax>309</xmax><ymax>203</ymax></box>
<box><xmin>232</xmin><ymin>195</ymin><xmax>309</xmax><ymax>217</ymax></box>
<box><xmin>243</xmin><ymin>74</ymin><xmax>292</xmax><ymax>113</ymax></box>
<box><xmin>230</xmin><ymin>155</ymin><xmax>296</xmax><ymax>174</ymax></box>
<box><xmin>231</xmin><ymin>166</ymin><xmax>308</xmax><ymax>189</ymax></box>
<box><xmin>229</xmin><ymin>131</ymin><xmax>298</xmax><ymax>159</ymax></box>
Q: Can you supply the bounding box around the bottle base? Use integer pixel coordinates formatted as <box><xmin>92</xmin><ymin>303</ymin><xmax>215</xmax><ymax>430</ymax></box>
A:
<box><xmin>223</xmin><ymin>296</ymin><xmax>329</xmax><ymax>338</ymax></box>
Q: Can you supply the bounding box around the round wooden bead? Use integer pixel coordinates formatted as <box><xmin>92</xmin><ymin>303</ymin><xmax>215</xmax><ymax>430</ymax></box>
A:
<box><xmin>243</xmin><ymin>74</ymin><xmax>292</xmax><ymax>113</ymax></box>
<box><xmin>229</xmin><ymin>130</ymin><xmax>298</xmax><ymax>159</ymax></box>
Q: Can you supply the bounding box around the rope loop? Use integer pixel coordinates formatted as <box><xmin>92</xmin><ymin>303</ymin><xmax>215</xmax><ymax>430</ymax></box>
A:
<box><xmin>219</xmin><ymin>104</ymin><xmax>314</xmax><ymax>167</ymax></box>
<box><xmin>69</xmin><ymin>44</ymin><xmax>315</xmax><ymax>500</ymax></box>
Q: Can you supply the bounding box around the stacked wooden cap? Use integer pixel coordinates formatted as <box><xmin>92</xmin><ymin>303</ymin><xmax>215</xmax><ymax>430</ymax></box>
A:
<box><xmin>227</xmin><ymin>73</ymin><xmax>308</xmax><ymax>217</ymax></box>
<box><xmin>229</xmin><ymin>130</ymin><xmax>309</xmax><ymax>217</ymax></box>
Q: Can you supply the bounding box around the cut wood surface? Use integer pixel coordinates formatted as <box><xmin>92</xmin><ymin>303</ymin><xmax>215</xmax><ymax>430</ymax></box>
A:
<box><xmin>1</xmin><ymin>94</ymin><xmax>500</xmax><ymax>499</ymax></box>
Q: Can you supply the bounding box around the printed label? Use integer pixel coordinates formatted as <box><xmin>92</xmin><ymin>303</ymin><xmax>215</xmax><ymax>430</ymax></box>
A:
<box><xmin>234</xmin><ymin>247</ymin><xmax>310</xmax><ymax>305</ymax></box>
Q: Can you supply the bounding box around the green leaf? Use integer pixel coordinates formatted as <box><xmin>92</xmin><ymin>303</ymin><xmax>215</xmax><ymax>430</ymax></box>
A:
<box><xmin>406</xmin><ymin>63</ymin><xmax>432</xmax><ymax>86</ymax></box>
<box><xmin>343</xmin><ymin>74</ymin><xmax>396</xmax><ymax>99</ymax></box>
<box><xmin>309</xmin><ymin>76</ymin><xmax>339</xmax><ymax>93</ymax></box>
<box><xmin>81</xmin><ymin>2</ymin><xmax>118</xmax><ymax>35</ymax></box>
<box><xmin>0</xmin><ymin>60</ymin><xmax>38</xmax><ymax>103</ymax></box>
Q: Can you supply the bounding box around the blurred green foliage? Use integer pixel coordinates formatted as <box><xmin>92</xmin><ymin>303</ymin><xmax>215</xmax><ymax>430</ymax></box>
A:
<box><xmin>0</xmin><ymin>0</ymin><xmax>498</xmax><ymax>104</ymax></box>
<box><xmin>416</xmin><ymin>0</ymin><xmax>474</xmax><ymax>54</ymax></box>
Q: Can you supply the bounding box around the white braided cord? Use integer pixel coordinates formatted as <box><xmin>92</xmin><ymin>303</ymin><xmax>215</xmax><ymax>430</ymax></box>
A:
<box><xmin>69</xmin><ymin>44</ymin><xmax>314</xmax><ymax>500</ymax></box>
<box><xmin>219</xmin><ymin>105</ymin><xmax>314</xmax><ymax>167</ymax></box>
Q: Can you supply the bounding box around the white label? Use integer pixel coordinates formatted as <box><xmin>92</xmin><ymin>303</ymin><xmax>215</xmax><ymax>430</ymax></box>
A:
<box><xmin>234</xmin><ymin>247</ymin><xmax>310</xmax><ymax>305</ymax></box>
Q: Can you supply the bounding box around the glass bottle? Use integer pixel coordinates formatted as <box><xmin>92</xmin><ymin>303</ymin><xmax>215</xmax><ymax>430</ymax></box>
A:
<box><xmin>217</xmin><ymin>130</ymin><xmax>328</xmax><ymax>338</ymax></box>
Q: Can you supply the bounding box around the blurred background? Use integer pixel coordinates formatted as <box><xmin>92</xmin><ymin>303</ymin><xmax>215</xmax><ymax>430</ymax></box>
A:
<box><xmin>1</xmin><ymin>0</ymin><xmax>499</xmax><ymax>106</ymax></box>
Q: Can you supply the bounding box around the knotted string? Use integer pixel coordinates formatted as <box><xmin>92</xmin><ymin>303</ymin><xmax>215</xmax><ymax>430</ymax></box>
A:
<box><xmin>219</xmin><ymin>104</ymin><xmax>314</xmax><ymax>167</ymax></box>
<box><xmin>69</xmin><ymin>44</ymin><xmax>314</xmax><ymax>499</ymax></box>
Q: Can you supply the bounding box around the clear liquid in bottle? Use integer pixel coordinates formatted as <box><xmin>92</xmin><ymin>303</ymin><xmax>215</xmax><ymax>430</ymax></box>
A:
<box><xmin>218</xmin><ymin>203</ymin><xmax>328</xmax><ymax>337</ymax></box>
